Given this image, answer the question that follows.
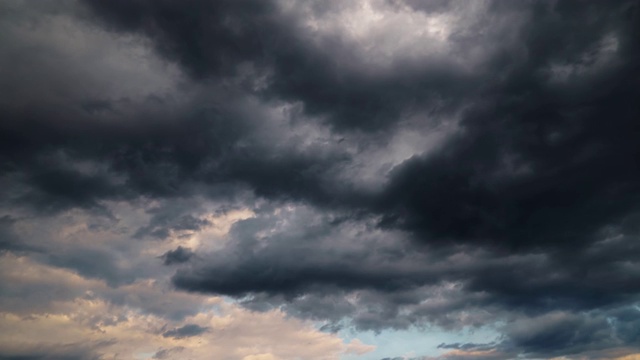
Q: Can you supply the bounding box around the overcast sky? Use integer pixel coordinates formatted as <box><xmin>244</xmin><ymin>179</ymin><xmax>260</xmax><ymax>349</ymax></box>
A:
<box><xmin>1</xmin><ymin>0</ymin><xmax>639</xmax><ymax>359</ymax></box>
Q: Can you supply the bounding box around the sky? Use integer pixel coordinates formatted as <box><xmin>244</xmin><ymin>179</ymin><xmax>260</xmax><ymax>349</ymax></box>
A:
<box><xmin>0</xmin><ymin>0</ymin><xmax>639</xmax><ymax>359</ymax></box>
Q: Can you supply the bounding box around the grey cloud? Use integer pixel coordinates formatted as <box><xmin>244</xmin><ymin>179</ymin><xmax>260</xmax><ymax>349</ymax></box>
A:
<box><xmin>427</xmin><ymin>307</ymin><xmax>640</xmax><ymax>359</ymax></box>
<box><xmin>0</xmin><ymin>340</ymin><xmax>111</xmax><ymax>360</ymax></box>
<box><xmin>1</xmin><ymin>0</ymin><xmax>640</xmax><ymax>359</ymax></box>
<box><xmin>161</xmin><ymin>246</ymin><xmax>195</xmax><ymax>265</ymax></box>
<box><xmin>79</xmin><ymin>0</ymin><xmax>496</xmax><ymax>132</ymax></box>
<box><xmin>0</xmin><ymin>216</ymin><xmax>30</xmax><ymax>253</ymax></box>
<box><xmin>501</xmin><ymin>309</ymin><xmax>640</xmax><ymax>358</ymax></box>
<box><xmin>437</xmin><ymin>342</ymin><xmax>497</xmax><ymax>351</ymax></box>
<box><xmin>135</xmin><ymin>214</ymin><xmax>210</xmax><ymax>240</ymax></box>
<box><xmin>71</xmin><ymin>0</ymin><xmax>640</xmax><ymax>255</ymax></box>
<box><xmin>162</xmin><ymin>324</ymin><xmax>209</xmax><ymax>339</ymax></box>
<box><xmin>153</xmin><ymin>347</ymin><xmax>185</xmax><ymax>359</ymax></box>
<box><xmin>45</xmin><ymin>246</ymin><xmax>135</xmax><ymax>287</ymax></box>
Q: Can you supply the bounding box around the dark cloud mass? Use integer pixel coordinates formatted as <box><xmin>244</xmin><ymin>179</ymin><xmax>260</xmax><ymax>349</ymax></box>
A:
<box><xmin>161</xmin><ymin>246</ymin><xmax>195</xmax><ymax>265</ymax></box>
<box><xmin>1</xmin><ymin>0</ymin><xmax>640</xmax><ymax>359</ymax></box>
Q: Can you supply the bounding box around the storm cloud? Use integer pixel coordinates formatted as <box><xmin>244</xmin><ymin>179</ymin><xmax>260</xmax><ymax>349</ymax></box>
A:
<box><xmin>1</xmin><ymin>0</ymin><xmax>639</xmax><ymax>359</ymax></box>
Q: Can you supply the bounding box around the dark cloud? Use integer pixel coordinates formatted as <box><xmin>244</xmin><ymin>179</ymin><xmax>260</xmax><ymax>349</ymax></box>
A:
<box><xmin>0</xmin><ymin>355</ymin><xmax>91</xmax><ymax>360</ymax></box>
<box><xmin>162</xmin><ymin>324</ymin><xmax>209</xmax><ymax>339</ymax></box>
<box><xmin>171</xmin><ymin>209</ymin><xmax>432</xmax><ymax>299</ymax></box>
<box><xmin>375</xmin><ymin>3</ymin><xmax>640</xmax><ymax>251</ymax></box>
<box><xmin>1</xmin><ymin>0</ymin><xmax>640</xmax><ymax>359</ymax></box>
<box><xmin>69</xmin><ymin>0</ymin><xmax>640</xmax><ymax>253</ymax></box>
<box><xmin>161</xmin><ymin>246</ymin><xmax>195</xmax><ymax>265</ymax></box>
<box><xmin>0</xmin><ymin>341</ymin><xmax>110</xmax><ymax>360</ymax></box>
<box><xmin>153</xmin><ymin>347</ymin><xmax>185</xmax><ymax>360</ymax></box>
<box><xmin>80</xmin><ymin>0</ymin><xmax>279</xmax><ymax>80</ymax></box>
<box><xmin>45</xmin><ymin>246</ymin><xmax>135</xmax><ymax>287</ymax></box>
<box><xmin>501</xmin><ymin>309</ymin><xmax>640</xmax><ymax>358</ymax></box>
<box><xmin>75</xmin><ymin>0</ymin><xmax>493</xmax><ymax>144</ymax></box>
<box><xmin>20</xmin><ymin>160</ymin><xmax>126</xmax><ymax>213</ymax></box>
<box><xmin>0</xmin><ymin>216</ymin><xmax>27</xmax><ymax>253</ymax></box>
<box><xmin>171</xmin><ymin>206</ymin><xmax>640</xmax><ymax>332</ymax></box>
<box><xmin>437</xmin><ymin>342</ymin><xmax>497</xmax><ymax>351</ymax></box>
<box><xmin>135</xmin><ymin>213</ymin><xmax>210</xmax><ymax>240</ymax></box>
<box><xmin>427</xmin><ymin>307</ymin><xmax>640</xmax><ymax>359</ymax></box>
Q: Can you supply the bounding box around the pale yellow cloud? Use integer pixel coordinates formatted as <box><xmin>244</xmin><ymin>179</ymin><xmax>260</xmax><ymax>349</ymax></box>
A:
<box><xmin>614</xmin><ymin>355</ymin><xmax>640</xmax><ymax>360</ymax></box>
<box><xmin>0</xmin><ymin>254</ymin><xmax>374</xmax><ymax>360</ymax></box>
<box><xmin>243</xmin><ymin>355</ymin><xmax>279</xmax><ymax>360</ymax></box>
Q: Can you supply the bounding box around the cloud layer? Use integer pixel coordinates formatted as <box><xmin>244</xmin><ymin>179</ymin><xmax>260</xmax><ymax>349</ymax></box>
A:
<box><xmin>1</xmin><ymin>0</ymin><xmax>639</xmax><ymax>359</ymax></box>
